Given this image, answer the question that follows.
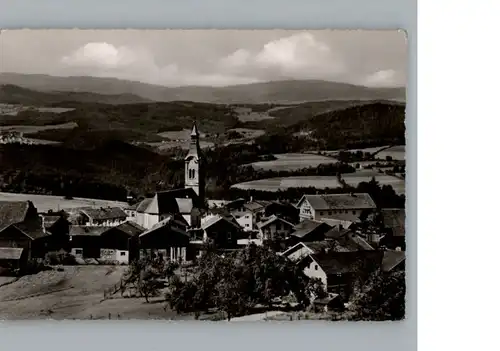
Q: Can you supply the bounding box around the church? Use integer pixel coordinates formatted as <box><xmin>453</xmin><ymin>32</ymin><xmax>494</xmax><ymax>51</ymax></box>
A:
<box><xmin>131</xmin><ymin>123</ymin><xmax>206</xmax><ymax>230</ymax></box>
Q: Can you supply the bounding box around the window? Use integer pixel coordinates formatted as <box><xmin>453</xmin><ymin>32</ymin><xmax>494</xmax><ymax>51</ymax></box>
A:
<box><xmin>328</xmin><ymin>211</ymin><xmax>332</xmax><ymax>215</ymax></box>
<box><xmin>319</xmin><ymin>211</ymin><xmax>324</xmax><ymax>216</ymax></box>
<box><xmin>314</xmin><ymin>265</ymin><xmax>318</xmax><ymax>271</ymax></box>
<box><xmin>120</xmin><ymin>252</ymin><xmax>126</xmax><ymax>256</ymax></box>
<box><xmin>75</xmin><ymin>249</ymin><xmax>83</xmax><ymax>255</ymax></box>
<box><xmin>227</xmin><ymin>232</ymin><xmax>232</xmax><ymax>240</ymax></box>
<box><xmin>245</xmin><ymin>224</ymin><xmax>250</xmax><ymax>227</ymax></box>
<box><xmin>132</xmin><ymin>212</ymin><xmax>135</xmax><ymax>217</ymax></box>
<box><xmin>245</xmin><ymin>215</ymin><xmax>249</xmax><ymax>219</ymax></box>
<box><xmin>352</xmin><ymin>210</ymin><xmax>356</xmax><ymax>215</ymax></box>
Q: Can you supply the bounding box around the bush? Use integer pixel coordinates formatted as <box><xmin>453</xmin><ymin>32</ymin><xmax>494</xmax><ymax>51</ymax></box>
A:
<box><xmin>45</xmin><ymin>251</ymin><xmax>78</xmax><ymax>265</ymax></box>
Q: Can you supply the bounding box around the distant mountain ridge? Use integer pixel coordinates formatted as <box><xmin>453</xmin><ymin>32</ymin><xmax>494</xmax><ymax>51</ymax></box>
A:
<box><xmin>0</xmin><ymin>73</ymin><xmax>406</xmax><ymax>104</ymax></box>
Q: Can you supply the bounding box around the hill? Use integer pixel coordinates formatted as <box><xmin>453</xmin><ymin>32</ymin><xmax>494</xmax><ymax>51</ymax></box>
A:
<box><xmin>0</xmin><ymin>73</ymin><xmax>406</xmax><ymax>104</ymax></box>
<box><xmin>0</xmin><ymin>84</ymin><xmax>150</xmax><ymax>105</ymax></box>
<box><xmin>288</xmin><ymin>102</ymin><xmax>406</xmax><ymax>149</ymax></box>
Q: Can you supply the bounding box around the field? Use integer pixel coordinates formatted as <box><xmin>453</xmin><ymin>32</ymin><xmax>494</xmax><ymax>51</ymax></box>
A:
<box><xmin>230</xmin><ymin>176</ymin><xmax>343</xmax><ymax>192</ymax></box>
<box><xmin>0</xmin><ymin>121</ymin><xmax>78</xmax><ymax>134</ymax></box>
<box><xmin>375</xmin><ymin>145</ymin><xmax>405</xmax><ymax>161</ymax></box>
<box><xmin>246</xmin><ymin>153</ymin><xmax>338</xmax><ymax>171</ymax></box>
<box><xmin>0</xmin><ymin>266</ymin><xmax>193</xmax><ymax>320</ymax></box>
<box><xmin>157</xmin><ymin>128</ymin><xmax>207</xmax><ymax>140</ymax></box>
<box><xmin>0</xmin><ymin>192</ymin><xmax>128</xmax><ymax>212</ymax></box>
<box><xmin>341</xmin><ymin>171</ymin><xmax>405</xmax><ymax>195</ymax></box>
<box><xmin>0</xmin><ymin>103</ymin><xmax>75</xmax><ymax>116</ymax></box>
<box><xmin>233</xmin><ymin>106</ymin><xmax>275</xmax><ymax>122</ymax></box>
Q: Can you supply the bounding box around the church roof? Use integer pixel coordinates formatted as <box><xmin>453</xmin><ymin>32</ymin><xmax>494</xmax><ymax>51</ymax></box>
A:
<box><xmin>144</xmin><ymin>188</ymin><xmax>198</xmax><ymax>215</ymax></box>
<box><xmin>191</xmin><ymin>123</ymin><xmax>199</xmax><ymax>137</ymax></box>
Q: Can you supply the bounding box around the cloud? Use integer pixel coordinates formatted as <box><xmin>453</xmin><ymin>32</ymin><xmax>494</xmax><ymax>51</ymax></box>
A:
<box><xmin>363</xmin><ymin>69</ymin><xmax>399</xmax><ymax>87</ymax></box>
<box><xmin>218</xmin><ymin>32</ymin><xmax>346</xmax><ymax>80</ymax></box>
<box><xmin>61</xmin><ymin>42</ymin><xmax>141</xmax><ymax>68</ymax></box>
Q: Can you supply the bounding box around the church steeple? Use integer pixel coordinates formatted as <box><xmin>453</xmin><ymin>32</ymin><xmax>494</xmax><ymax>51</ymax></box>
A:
<box><xmin>184</xmin><ymin>122</ymin><xmax>205</xmax><ymax>204</ymax></box>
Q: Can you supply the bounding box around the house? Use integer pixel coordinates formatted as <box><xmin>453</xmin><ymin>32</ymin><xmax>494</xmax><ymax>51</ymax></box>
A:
<box><xmin>296</xmin><ymin>193</ymin><xmax>377</xmax><ymax>222</ymax></box>
<box><xmin>228</xmin><ymin>199</ymin><xmax>270</xmax><ymax>231</ymax></box>
<box><xmin>0</xmin><ymin>201</ymin><xmax>50</xmax><ymax>259</ymax></box>
<box><xmin>0</xmin><ymin>247</ymin><xmax>28</xmax><ymax>270</ymax></box>
<box><xmin>264</xmin><ymin>201</ymin><xmax>300</xmax><ymax>224</ymax></box>
<box><xmin>66</xmin><ymin>207</ymin><xmax>128</xmax><ymax>227</ymax></box>
<box><xmin>301</xmin><ymin>251</ymin><xmax>384</xmax><ymax>300</ymax></box>
<box><xmin>282</xmin><ymin>241</ymin><xmax>348</xmax><ymax>262</ymax></box>
<box><xmin>68</xmin><ymin>226</ymin><xmax>109</xmax><ymax>259</ymax></box>
<box><xmin>99</xmin><ymin>221</ymin><xmax>146</xmax><ymax>264</ymax></box>
<box><xmin>312</xmin><ymin>295</ymin><xmax>344</xmax><ymax>313</ymax></box>
<box><xmin>124</xmin><ymin>202</ymin><xmax>140</xmax><ymax>221</ymax></box>
<box><xmin>135</xmin><ymin>215</ymin><xmax>191</xmax><ymax>262</ymax></box>
<box><xmin>257</xmin><ymin>215</ymin><xmax>295</xmax><ymax>242</ymax></box>
<box><xmin>288</xmin><ymin>219</ymin><xmax>333</xmax><ymax>244</ymax></box>
<box><xmin>199</xmin><ymin>214</ymin><xmax>242</xmax><ymax>250</ymax></box>
<box><xmin>39</xmin><ymin>213</ymin><xmax>71</xmax><ymax>252</ymax></box>
<box><xmin>378</xmin><ymin>209</ymin><xmax>406</xmax><ymax>251</ymax></box>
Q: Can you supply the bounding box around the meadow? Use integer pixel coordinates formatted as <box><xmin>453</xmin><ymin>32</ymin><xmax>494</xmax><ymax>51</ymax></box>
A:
<box><xmin>375</xmin><ymin>145</ymin><xmax>405</xmax><ymax>161</ymax></box>
<box><xmin>0</xmin><ymin>121</ymin><xmax>78</xmax><ymax>134</ymax></box>
<box><xmin>233</xmin><ymin>106</ymin><xmax>275</xmax><ymax>122</ymax></box>
<box><xmin>341</xmin><ymin>171</ymin><xmax>405</xmax><ymax>195</ymax></box>
<box><xmin>246</xmin><ymin>153</ymin><xmax>338</xmax><ymax>171</ymax></box>
<box><xmin>0</xmin><ymin>192</ymin><xmax>128</xmax><ymax>213</ymax></box>
<box><xmin>230</xmin><ymin>176</ymin><xmax>343</xmax><ymax>192</ymax></box>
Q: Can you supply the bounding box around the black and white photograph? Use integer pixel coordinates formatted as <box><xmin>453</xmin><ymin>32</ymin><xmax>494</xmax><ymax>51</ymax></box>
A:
<box><xmin>0</xmin><ymin>29</ymin><xmax>406</xmax><ymax>321</ymax></box>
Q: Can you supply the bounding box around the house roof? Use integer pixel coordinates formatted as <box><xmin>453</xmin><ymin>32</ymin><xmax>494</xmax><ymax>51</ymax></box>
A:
<box><xmin>291</xmin><ymin>219</ymin><xmax>332</xmax><ymax>238</ymax></box>
<box><xmin>80</xmin><ymin>207</ymin><xmax>127</xmax><ymax>221</ymax></box>
<box><xmin>380</xmin><ymin>209</ymin><xmax>406</xmax><ymax>237</ymax></box>
<box><xmin>109</xmin><ymin>221</ymin><xmax>146</xmax><ymax>237</ymax></box>
<box><xmin>136</xmin><ymin>198</ymin><xmax>153</xmax><ymax>213</ymax></box>
<box><xmin>0</xmin><ymin>201</ymin><xmax>31</xmax><ymax>231</ymax></box>
<box><xmin>13</xmin><ymin>221</ymin><xmax>50</xmax><ymax>240</ymax></box>
<box><xmin>325</xmin><ymin>229</ymin><xmax>375</xmax><ymax>251</ymax></box>
<box><xmin>69</xmin><ymin>226</ymin><xmax>109</xmax><ymax>237</ymax></box>
<box><xmin>0</xmin><ymin>247</ymin><xmax>24</xmax><ymax>260</ymax></box>
<box><xmin>310</xmin><ymin>251</ymin><xmax>384</xmax><ymax>275</ymax></box>
<box><xmin>317</xmin><ymin>218</ymin><xmax>355</xmax><ymax>228</ymax></box>
<box><xmin>124</xmin><ymin>202</ymin><xmax>141</xmax><ymax>211</ymax></box>
<box><xmin>41</xmin><ymin>215</ymin><xmax>64</xmax><ymax>229</ymax></box>
<box><xmin>144</xmin><ymin>188</ymin><xmax>197</xmax><ymax>215</ymax></box>
<box><xmin>201</xmin><ymin>214</ymin><xmax>241</xmax><ymax>231</ymax></box>
<box><xmin>381</xmin><ymin>250</ymin><xmax>406</xmax><ymax>272</ymax></box>
<box><xmin>304</xmin><ymin>240</ymin><xmax>351</xmax><ymax>253</ymax></box>
<box><xmin>139</xmin><ymin>217</ymin><xmax>190</xmax><ymax>239</ymax></box>
<box><xmin>297</xmin><ymin>193</ymin><xmax>376</xmax><ymax>211</ymax></box>
<box><xmin>243</xmin><ymin>201</ymin><xmax>271</xmax><ymax>212</ymax></box>
<box><xmin>257</xmin><ymin>215</ymin><xmax>294</xmax><ymax>229</ymax></box>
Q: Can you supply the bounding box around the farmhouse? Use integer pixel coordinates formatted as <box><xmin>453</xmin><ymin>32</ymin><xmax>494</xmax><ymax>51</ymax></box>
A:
<box><xmin>68</xmin><ymin>225</ymin><xmax>109</xmax><ymax>259</ymax></box>
<box><xmin>257</xmin><ymin>215</ymin><xmax>295</xmax><ymax>242</ymax></box>
<box><xmin>0</xmin><ymin>201</ymin><xmax>50</xmax><ymax>259</ymax></box>
<box><xmin>100</xmin><ymin>221</ymin><xmax>146</xmax><ymax>264</ymax></box>
<box><xmin>296</xmin><ymin>193</ymin><xmax>376</xmax><ymax>222</ymax></box>
<box><xmin>0</xmin><ymin>247</ymin><xmax>28</xmax><ymax>269</ymax></box>
<box><xmin>199</xmin><ymin>214</ymin><xmax>242</xmax><ymax>250</ymax></box>
<box><xmin>301</xmin><ymin>250</ymin><xmax>384</xmax><ymax>300</ymax></box>
<box><xmin>228</xmin><ymin>199</ymin><xmax>270</xmax><ymax>232</ymax></box>
<box><xmin>136</xmin><ymin>215</ymin><xmax>191</xmax><ymax>262</ymax></box>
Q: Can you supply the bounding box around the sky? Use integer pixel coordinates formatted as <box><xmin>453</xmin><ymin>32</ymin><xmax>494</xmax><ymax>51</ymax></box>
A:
<box><xmin>0</xmin><ymin>29</ymin><xmax>407</xmax><ymax>88</ymax></box>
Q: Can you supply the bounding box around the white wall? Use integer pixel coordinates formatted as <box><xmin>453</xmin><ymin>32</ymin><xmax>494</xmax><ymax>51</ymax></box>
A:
<box><xmin>100</xmin><ymin>248</ymin><xmax>129</xmax><ymax>264</ymax></box>
<box><xmin>234</xmin><ymin>211</ymin><xmax>253</xmax><ymax>231</ymax></box>
<box><xmin>314</xmin><ymin>209</ymin><xmax>362</xmax><ymax>221</ymax></box>
<box><xmin>303</xmin><ymin>259</ymin><xmax>328</xmax><ymax>289</ymax></box>
<box><xmin>286</xmin><ymin>244</ymin><xmax>313</xmax><ymax>262</ymax></box>
<box><xmin>260</xmin><ymin>221</ymin><xmax>294</xmax><ymax>241</ymax></box>
<box><xmin>298</xmin><ymin>201</ymin><xmax>315</xmax><ymax>221</ymax></box>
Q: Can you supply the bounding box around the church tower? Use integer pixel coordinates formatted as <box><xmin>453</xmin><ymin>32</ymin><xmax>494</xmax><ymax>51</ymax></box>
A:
<box><xmin>184</xmin><ymin>123</ymin><xmax>205</xmax><ymax>204</ymax></box>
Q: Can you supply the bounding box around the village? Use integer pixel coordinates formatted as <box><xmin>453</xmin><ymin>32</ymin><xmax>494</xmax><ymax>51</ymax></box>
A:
<box><xmin>0</xmin><ymin>122</ymin><xmax>405</xmax><ymax>321</ymax></box>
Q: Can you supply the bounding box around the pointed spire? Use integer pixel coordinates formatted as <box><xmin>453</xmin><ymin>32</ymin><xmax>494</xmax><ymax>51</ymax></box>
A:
<box><xmin>190</xmin><ymin>122</ymin><xmax>199</xmax><ymax>137</ymax></box>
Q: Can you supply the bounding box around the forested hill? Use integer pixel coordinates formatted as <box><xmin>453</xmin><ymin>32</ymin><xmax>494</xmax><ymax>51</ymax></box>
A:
<box><xmin>287</xmin><ymin>101</ymin><xmax>406</xmax><ymax>149</ymax></box>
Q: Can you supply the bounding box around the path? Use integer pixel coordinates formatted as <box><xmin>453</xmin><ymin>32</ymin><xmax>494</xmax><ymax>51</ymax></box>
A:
<box><xmin>229</xmin><ymin>311</ymin><xmax>284</xmax><ymax>322</ymax></box>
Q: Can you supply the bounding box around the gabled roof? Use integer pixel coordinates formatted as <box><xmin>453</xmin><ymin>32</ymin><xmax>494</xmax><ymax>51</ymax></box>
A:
<box><xmin>107</xmin><ymin>221</ymin><xmax>146</xmax><ymax>237</ymax></box>
<box><xmin>296</xmin><ymin>193</ymin><xmax>376</xmax><ymax>211</ymax></box>
<box><xmin>201</xmin><ymin>214</ymin><xmax>241</xmax><ymax>231</ymax></box>
<box><xmin>243</xmin><ymin>201</ymin><xmax>271</xmax><ymax>212</ymax></box>
<box><xmin>325</xmin><ymin>228</ymin><xmax>374</xmax><ymax>251</ymax></box>
<box><xmin>69</xmin><ymin>226</ymin><xmax>109</xmax><ymax>237</ymax></box>
<box><xmin>12</xmin><ymin>221</ymin><xmax>50</xmax><ymax>240</ymax></box>
<box><xmin>291</xmin><ymin>219</ymin><xmax>332</xmax><ymax>238</ymax></box>
<box><xmin>80</xmin><ymin>207</ymin><xmax>127</xmax><ymax>221</ymax></box>
<box><xmin>139</xmin><ymin>217</ymin><xmax>190</xmax><ymax>239</ymax></box>
<box><xmin>257</xmin><ymin>215</ymin><xmax>294</xmax><ymax>229</ymax></box>
<box><xmin>144</xmin><ymin>188</ymin><xmax>198</xmax><ymax>215</ymax></box>
<box><xmin>0</xmin><ymin>247</ymin><xmax>24</xmax><ymax>260</ymax></box>
<box><xmin>310</xmin><ymin>251</ymin><xmax>384</xmax><ymax>275</ymax></box>
<box><xmin>380</xmin><ymin>209</ymin><xmax>406</xmax><ymax>237</ymax></box>
<box><xmin>41</xmin><ymin>215</ymin><xmax>65</xmax><ymax>230</ymax></box>
<box><xmin>0</xmin><ymin>201</ymin><xmax>31</xmax><ymax>231</ymax></box>
<box><xmin>381</xmin><ymin>250</ymin><xmax>406</xmax><ymax>272</ymax></box>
